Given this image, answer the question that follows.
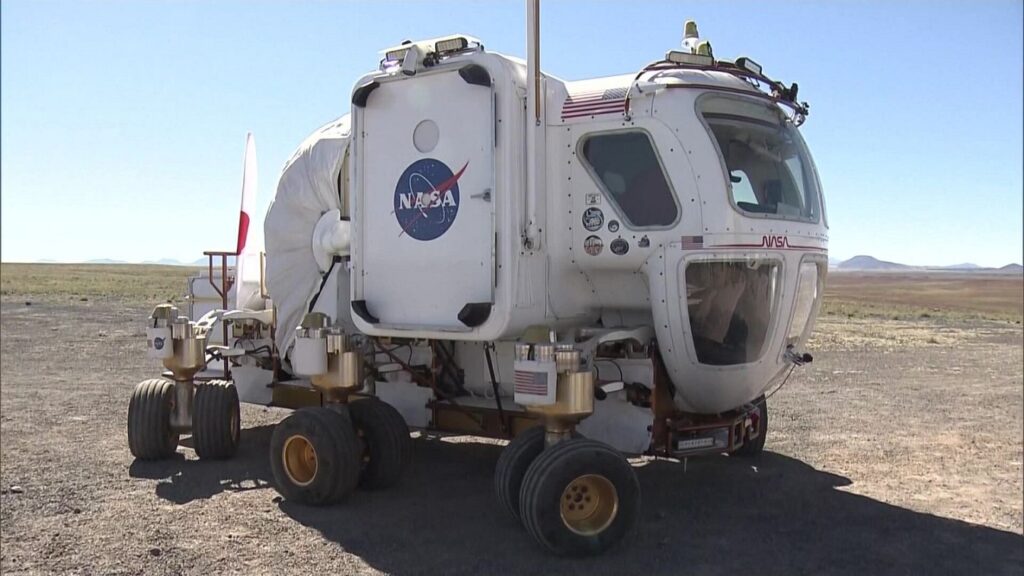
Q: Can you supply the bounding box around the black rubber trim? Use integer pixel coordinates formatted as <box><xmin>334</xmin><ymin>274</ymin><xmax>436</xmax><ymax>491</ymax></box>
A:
<box><xmin>457</xmin><ymin>302</ymin><xmax>492</xmax><ymax>327</ymax></box>
<box><xmin>458</xmin><ymin>64</ymin><xmax>491</xmax><ymax>87</ymax></box>
<box><xmin>308</xmin><ymin>256</ymin><xmax>340</xmax><ymax>314</ymax></box>
<box><xmin>352</xmin><ymin>80</ymin><xmax>380</xmax><ymax>107</ymax></box>
<box><xmin>352</xmin><ymin>300</ymin><xmax>380</xmax><ymax>324</ymax></box>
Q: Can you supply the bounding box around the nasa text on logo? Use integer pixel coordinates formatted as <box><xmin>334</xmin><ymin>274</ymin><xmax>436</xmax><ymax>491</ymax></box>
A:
<box><xmin>393</xmin><ymin>158</ymin><xmax>468</xmax><ymax>241</ymax></box>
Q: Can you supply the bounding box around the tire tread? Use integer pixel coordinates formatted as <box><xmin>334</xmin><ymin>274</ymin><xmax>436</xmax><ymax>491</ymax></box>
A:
<box><xmin>269</xmin><ymin>407</ymin><xmax>362</xmax><ymax>505</ymax></box>
<box><xmin>519</xmin><ymin>438</ymin><xmax>639</xmax><ymax>556</ymax></box>
<box><xmin>495</xmin><ymin>426</ymin><xmax>545</xmax><ymax>519</ymax></box>
<box><xmin>193</xmin><ymin>380</ymin><xmax>240</xmax><ymax>460</ymax></box>
<box><xmin>128</xmin><ymin>378</ymin><xmax>178</xmax><ymax>460</ymax></box>
<box><xmin>348</xmin><ymin>399</ymin><xmax>411</xmax><ymax>489</ymax></box>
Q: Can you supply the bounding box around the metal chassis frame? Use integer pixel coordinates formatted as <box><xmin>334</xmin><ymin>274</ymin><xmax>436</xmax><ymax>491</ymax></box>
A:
<box><xmin>253</xmin><ymin>338</ymin><xmax>760</xmax><ymax>458</ymax></box>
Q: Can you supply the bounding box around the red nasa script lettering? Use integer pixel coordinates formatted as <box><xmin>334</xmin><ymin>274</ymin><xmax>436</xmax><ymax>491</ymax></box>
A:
<box><xmin>762</xmin><ymin>235</ymin><xmax>789</xmax><ymax>248</ymax></box>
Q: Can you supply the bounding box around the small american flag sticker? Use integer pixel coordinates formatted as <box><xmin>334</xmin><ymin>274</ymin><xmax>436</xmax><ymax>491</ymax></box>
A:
<box><xmin>681</xmin><ymin>235</ymin><xmax>704</xmax><ymax>250</ymax></box>
<box><xmin>561</xmin><ymin>87</ymin><xmax>628</xmax><ymax>120</ymax></box>
<box><xmin>514</xmin><ymin>369</ymin><xmax>550</xmax><ymax>396</ymax></box>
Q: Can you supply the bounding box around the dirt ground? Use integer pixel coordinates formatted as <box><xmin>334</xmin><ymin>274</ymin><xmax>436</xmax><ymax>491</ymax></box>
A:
<box><xmin>1</xmin><ymin>270</ymin><xmax>1022</xmax><ymax>575</ymax></box>
<box><xmin>824</xmin><ymin>271</ymin><xmax>1024</xmax><ymax>321</ymax></box>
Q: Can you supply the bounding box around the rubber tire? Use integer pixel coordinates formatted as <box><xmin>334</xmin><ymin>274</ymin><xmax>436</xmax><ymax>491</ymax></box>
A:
<box><xmin>193</xmin><ymin>380</ymin><xmax>241</xmax><ymax>460</ymax></box>
<box><xmin>732</xmin><ymin>396</ymin><xmax>768</xmax><ymax>458</ymax></box>
<box><xmin>127</xmin><ymin>379</ymin><xmax>179</xmax><ymax>460</ymax></box>
<box><xmin>269</xmin><ymin>407</ymin><xmax>362</xmax><ymax>505</ymax></box>
<box><xmin>348</xmin><ymin>398</ymin><xmax>412</xmax><ymax>489</ymax></box>
<box><xmin>519</xmin><ymin>438</ymin><xmax>640</xmax><ymax>556</ymax></box>
<box><xmin>495</xmin><ymin>426</ymin><xmax>547</xmax><ymax>520</ymax></box>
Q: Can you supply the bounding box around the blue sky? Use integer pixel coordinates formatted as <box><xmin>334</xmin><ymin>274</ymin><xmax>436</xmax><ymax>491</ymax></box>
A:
<box><xmin>2</xmin><ymin>0</ymin><xmax>1022</xmax><ymax>266</ymax></box>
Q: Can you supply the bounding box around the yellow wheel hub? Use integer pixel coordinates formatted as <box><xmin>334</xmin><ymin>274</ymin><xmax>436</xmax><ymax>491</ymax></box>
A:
<box><xmin>560</xmin><ymin>474</ymin><xmax>618</xmax><ymax>536</ymax></box>
<box><xmin>282</xmin><ymin>434</ymin><xmax>318</xmax><ymax>486</ymax></box>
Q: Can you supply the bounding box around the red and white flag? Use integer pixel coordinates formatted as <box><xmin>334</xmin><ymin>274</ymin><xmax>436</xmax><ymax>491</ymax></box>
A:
<box><xmin>236</xmin><ymin>132</ymin><xmax>257</xmax><ymax>255</ymax></box>
<box><xmin>234</xmin><ymin>133</ymin><xmax>261</xmax><ymax>310</ymax></box>
<box><xmin>514</xmin><ymin>369</ymin><xmax>550</xmax><ymax>396</ymax></box>
<box><xmin>560</xmin><ymin>87</ymin><xmax>628</xmax><ymax>120</ymax></box>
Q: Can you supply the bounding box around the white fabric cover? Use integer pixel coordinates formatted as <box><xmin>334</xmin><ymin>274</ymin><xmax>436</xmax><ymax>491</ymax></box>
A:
<box><xmin>264</xmin><ymin>115</ymin><xmax>351</xmax><ymax>355</ymax></box>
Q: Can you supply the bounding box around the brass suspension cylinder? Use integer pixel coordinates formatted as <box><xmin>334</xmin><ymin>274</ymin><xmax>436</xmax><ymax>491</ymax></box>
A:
<box><xmin>310</xmin><ymin>333</ymin><xmax>363</xmax><ymax>393</ymax></box>
<box><xmin>523</xmin><ymin>344</ymin><xmax>595</xmax><ymax>444</ymax></box>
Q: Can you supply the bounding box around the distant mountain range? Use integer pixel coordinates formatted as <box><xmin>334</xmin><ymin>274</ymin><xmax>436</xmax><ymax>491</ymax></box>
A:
<box><xmin>832</xmin><ymin>255</ymin><xmax>1023</xmax><ymax>274</ymax></box>
<box><xmin>85</xmin><ymin>258</ymin><xmax>129</xmax><ymax>264</ymax></box>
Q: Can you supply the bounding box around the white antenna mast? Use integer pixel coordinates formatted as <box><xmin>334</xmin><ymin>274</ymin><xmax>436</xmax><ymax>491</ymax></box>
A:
<box><xmin>524</xmin><ymin>0</ymin><xmax>544</xmax><ymax>249</ymax></box>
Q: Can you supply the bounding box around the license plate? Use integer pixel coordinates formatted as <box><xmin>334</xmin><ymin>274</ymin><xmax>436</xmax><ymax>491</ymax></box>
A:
<box><xmin>676</xmin><ymin>437</ymin><xmax>714</xmax><ymax>450</ymax></box>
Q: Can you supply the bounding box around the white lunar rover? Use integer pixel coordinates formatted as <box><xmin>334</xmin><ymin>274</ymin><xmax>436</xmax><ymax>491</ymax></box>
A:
<box><xmin>129</xmin><ymin>4</ymin><xmax>827</xmax><ymax>555</ymax></box>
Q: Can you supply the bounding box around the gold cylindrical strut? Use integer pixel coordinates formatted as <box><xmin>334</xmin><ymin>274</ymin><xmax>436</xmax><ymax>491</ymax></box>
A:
<box><xmin>310</xmin><ymin>334</ymin><xmax>363</xmax><ymax>393</ymax></box>
<box><xmin>527</xmin><ymin>370</ymin><xmax>594</xmax><ymax>420</ymax></box>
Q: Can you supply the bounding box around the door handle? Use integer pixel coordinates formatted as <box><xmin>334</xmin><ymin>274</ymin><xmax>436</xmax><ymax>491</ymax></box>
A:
<box><xmin>470</xmin><ymin>188</ymin><xmax>492</xmax><ymax>202</ymax></box>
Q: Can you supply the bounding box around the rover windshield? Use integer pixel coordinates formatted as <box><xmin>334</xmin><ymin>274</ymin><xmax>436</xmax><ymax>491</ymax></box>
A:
<box><xmin>686</xmin><ymin>259</ymin><xmax>780</xmax><ymax>366</ymax></box>
<box><xmin>700</xmin><ymin>95</ymin><xmax>821</xmax><ymax>222</ymax></box>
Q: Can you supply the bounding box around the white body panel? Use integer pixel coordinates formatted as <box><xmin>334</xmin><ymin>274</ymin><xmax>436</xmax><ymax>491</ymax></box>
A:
<box><xmin>350</xmin><ymin>53</ymin><xmax>542</xmax><ymax>341</ymax></box>
<box><xmin>257</xmin><ymin>49</ymin><xmax>828</xmax><ymax>419</ymax></box>
<box><xmin>233</xmin><ymin>365</ymin><xmax>274</xmax><ymax>405</ymax></box>
<box><xmin>357</xmin><ymin>69</ymin><xmax>494</xmax><ymax>330</ymax></box>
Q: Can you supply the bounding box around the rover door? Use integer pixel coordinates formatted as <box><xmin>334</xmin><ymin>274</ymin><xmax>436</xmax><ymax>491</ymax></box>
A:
<box><xmin>358</xmin><ymin>68</ymin><xmax>495</xmax><ymax>330</ymax></box>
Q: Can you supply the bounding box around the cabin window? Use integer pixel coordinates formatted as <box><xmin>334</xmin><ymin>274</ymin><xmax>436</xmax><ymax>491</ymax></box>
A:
<box><xmin>700</xmin><ymin>95</ymin><xmax>821</xmax><ymax>222</ymax></box>
<box><xmin>685</xmin><ymin>259</ymin><xmax>780</xmax><ymax>366</ymax></box>
<box><xmin>729</xmin><ymin>170</ymin><xmax>757</xmax><ymax>205</ymax></box>
<box><xmin>787</xmin><ymin>259</ymin><xmax>825</xmax><ymax>345</ymax></box>
<box><xmin>579</xmin><ymin>131</ymin><xmax>679</xmax><ymax>227</ymax></box>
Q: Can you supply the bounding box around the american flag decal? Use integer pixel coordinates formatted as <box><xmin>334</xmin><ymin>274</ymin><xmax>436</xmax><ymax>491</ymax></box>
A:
<box><xmin>514</xmin><ymin>369</ymin><xmax>550</xmax><ymax>396</ymax></box>
<box><xmin>560</xmin><ymin>87</ymin><xmax>628</xmax><ymax>120</ymax></box>
<box><xmin>681</xmin><ymin>235</ymin><xmax>704</xmax><ymax>250</ymax></box>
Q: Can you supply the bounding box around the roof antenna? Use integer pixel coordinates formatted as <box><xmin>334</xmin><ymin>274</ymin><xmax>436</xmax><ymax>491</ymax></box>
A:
<box><xmin>682</xmin><ymin>20</ymin><xmax>700</xmax><ymax>53</ymax></box>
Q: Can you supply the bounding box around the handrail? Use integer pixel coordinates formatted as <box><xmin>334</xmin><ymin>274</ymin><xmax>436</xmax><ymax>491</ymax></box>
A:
<box><xmin>624</xmin><ymin>59</ymin><xmax>809</xmax><ymax>125</ymax></box>
<box><xmin>202</xmin><ymin>250</ymin><xmax>237</xmax><ymax>379</ymax></box>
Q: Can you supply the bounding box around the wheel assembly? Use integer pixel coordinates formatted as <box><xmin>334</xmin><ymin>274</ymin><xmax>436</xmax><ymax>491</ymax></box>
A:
<box><xmin>519</xmin><ymin>438</ymin><xmax>640</xmax><ymax>556</ymax></box>
<box><xmin>269</xmin><ymin>407</ymin><xmax>361</xmax><ymax>505</ymax></box>
<box><xmin>494</xmin><ymin>426</ymin><xmax>546</xmax><ymax>520</ymax></box>
<box><xmin>347</xmin><ymin>398</ymin><xmax>412</xmax><ymax>489</ymax></box>
<box><xmin>127</xmin><ymin>379</ymin><xmax>180</xmax><ymax>460</ymax></box>
<box><xmin>192</xmin><ymin>380</ymin><xmax>241</xmax><ymax>460</ymax></box>
<box><xmin>731</xmin><ymin>396</ymin><xmax>768</xmax><ymax>458</ymax></box>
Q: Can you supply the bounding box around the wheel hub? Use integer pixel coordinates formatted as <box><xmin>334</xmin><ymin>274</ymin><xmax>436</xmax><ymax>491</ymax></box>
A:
<box><xmin>560</xmin><ymin>473</ymin><xmax>618</xmax><ymax>536</ymax></box>
<box><xmin>282</xmin><ymin>434</ymin><xmax>318</xmax><ymax>486</ymax></box>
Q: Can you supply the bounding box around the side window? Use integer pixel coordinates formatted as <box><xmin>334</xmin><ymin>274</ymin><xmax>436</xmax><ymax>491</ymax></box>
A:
<box><xmin>579</xmin><ymin>131</ymin><xmax>679</xmax><ymax>227</ymax></box>
<box><xmin>729</xmin><ymin>170</ymin><xmax>757</xmax><ymax>205</ymax></box>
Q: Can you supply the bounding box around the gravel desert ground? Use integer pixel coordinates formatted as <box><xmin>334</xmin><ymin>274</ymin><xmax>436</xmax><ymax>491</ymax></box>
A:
<box><xmin>1</xmin><ymin>264</ymin><xmax>1022</xmax><ymax>575</ymax></box>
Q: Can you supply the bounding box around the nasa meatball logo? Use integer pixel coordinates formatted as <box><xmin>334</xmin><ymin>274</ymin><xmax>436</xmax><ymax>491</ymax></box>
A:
<box><xmin>393</xmin><ymin>158</ymin><xmax>468</xmax><ymax>241</ymax></box>
<box><xmin>153</xmin><ymin>337</ymin><xmax>165</xmax><ymax>351</ymax></box>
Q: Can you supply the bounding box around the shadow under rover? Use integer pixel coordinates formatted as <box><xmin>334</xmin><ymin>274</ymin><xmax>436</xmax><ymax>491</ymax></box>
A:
<box><xmin>128</xmin><ymin>425</ymin><xmax>276</xmax><ymax>504</ymax></box>
<box><xmin>132</xmin><ymin>429</ymin><xmax>1024</xmax><ymax>576</ymax></box>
